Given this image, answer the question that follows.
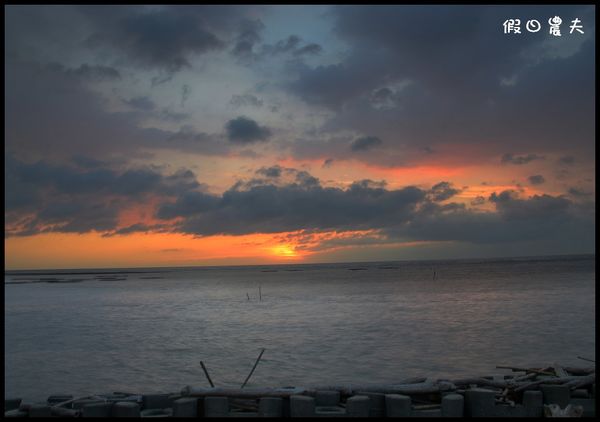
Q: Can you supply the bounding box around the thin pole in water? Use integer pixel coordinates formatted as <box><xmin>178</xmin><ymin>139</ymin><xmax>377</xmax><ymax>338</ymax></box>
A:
<box><xmin>241</xmin><ymin>348</ymin><xmax>266</xmax><ymax>388</ymax></box>
<box><xmin>247</xmin><ymin>293</ymin><xmax>250</xmax><ymax>301</ymax></box>
<box><xmin>259</xmin><ymin>285</ymin><xmax>262</xmax><ymax>301</ymax></box>
<box><xmin>200</xmin><ymin>361</ymin><xmax>215</xmax><ymax>388</ymax></box>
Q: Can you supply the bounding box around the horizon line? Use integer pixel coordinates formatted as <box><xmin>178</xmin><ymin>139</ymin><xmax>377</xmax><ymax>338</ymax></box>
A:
<box><xmin>4</xmin><ymin>252</ymin><xmax>595</xmax><ymax>274</ymax></box>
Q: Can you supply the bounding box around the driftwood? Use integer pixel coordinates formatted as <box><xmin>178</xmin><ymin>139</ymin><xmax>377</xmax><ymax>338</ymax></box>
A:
<box><xmin>450</xmin><ymin>378</ymin><xmax>508</xmax><ymax>389</ymax></box>
<box><xmin>514</xmin><ymin>375</ymin><xmax>594</xmax><ymax>393</ymax></box>
<box><xmin>496</xmin><ymin>366</ymin><xmax>556</xmax><ymax>377</ymax></box>
<box><xmin>200</xmin><ymin>361</ymin><xmax>215</xmax><ymax>388</ymax></box>
<box><xmin>564</xmin><ymin>374</ymin><xmax>595</xmax><ymax>390</ymax></box>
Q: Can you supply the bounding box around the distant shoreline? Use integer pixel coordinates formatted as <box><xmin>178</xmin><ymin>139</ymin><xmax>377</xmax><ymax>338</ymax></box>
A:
<box><xmin>4</xmin><ymin>253</ymin><xmax>595</xmax><ymax>275</ymax></box>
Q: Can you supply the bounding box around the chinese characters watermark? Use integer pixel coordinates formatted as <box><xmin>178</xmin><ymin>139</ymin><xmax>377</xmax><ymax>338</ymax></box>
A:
<box><xmin>503</xmin><ymin>16</ymin><xmax>584</xmax><ymax>36</ymax></box>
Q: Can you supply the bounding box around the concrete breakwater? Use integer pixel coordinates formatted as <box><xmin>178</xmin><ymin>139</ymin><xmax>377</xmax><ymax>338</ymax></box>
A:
<box><xmin>5</xmin><ymin>367</ymin><xmax>595</xmax><ymax>418</ymax></box>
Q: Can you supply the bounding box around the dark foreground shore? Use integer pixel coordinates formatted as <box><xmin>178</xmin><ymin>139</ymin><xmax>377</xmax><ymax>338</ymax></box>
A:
<box><xmin>5</xmin><ymin>365</ymin><xmax>595</xmax><ymax>418</ymax></box>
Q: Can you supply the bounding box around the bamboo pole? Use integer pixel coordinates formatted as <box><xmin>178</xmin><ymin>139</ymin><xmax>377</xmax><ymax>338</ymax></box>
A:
<box><xmin>241</xmin><ymin>348</ymin><xmax>266</xmax><ymax>388</ymax></box>
<box><xmin>200</xmin><ymin>361</ymin><xmax>215</xmax><ymax>388</ymax></box>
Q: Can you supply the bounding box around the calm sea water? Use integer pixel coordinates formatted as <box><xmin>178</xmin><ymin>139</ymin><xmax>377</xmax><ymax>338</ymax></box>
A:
<box><xmin>5</xmin><ymin>255</ymin><xmax>595</xmax><ymax>402</ymax></box>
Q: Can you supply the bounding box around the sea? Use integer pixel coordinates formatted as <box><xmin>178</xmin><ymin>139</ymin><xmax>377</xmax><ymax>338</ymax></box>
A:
<box><xmin>4</xmin><ymin>254</ymin><xmax>595</xmax><ymax>403</ymax></box>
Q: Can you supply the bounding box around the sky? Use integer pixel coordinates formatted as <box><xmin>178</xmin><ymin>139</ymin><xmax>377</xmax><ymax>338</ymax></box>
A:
<box><xmin>4</xmin><ymin>5</ymin><xmax>596</xmax><ymax>270</ymax></box>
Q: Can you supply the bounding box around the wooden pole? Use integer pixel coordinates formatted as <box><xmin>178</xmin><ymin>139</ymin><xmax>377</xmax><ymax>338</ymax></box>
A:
<box><xmin>259</xmin><ymin>285</ymin><xmax>262</xmax><ymax>301</ymax></box>
<box><xmin>241</xmin><ymin>348</ymin><xmax>265</xmax><ymax>388</ymax></box>
<box><xmin>200</xmin><ymin>361</ymin><xmax>215</xmax><ymax>388</ymax></box>
<box><xmin>577</xmin><ymin>356</ymin><xmax>595</xmax><ymax>363</ymax></box>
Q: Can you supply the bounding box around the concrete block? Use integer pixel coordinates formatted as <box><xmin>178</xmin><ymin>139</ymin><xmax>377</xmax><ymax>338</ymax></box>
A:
<box><xmin>290</xmin><ymin>395</ymin><xmax>315</xmax><ymax>417</ymax></box>
<box><xmin>541</xmin><ymin>384</ymin><xmax>570</xmax><ymax>408</ymax></box>
<box><xmin>47</xmin><ymin>394</ymin><xmax>73</xmax><ymax>406</ymax></box>
<box><xmin>204</xmin><ymin>397</ymin><xmax>229</xmax><ymax>417</ymax></box>
<box><xmin>82</xmin><ymin>402</ymin><xmax>113</xmax><ymax>417</ymax></box>
<box><xmin>358</xmin><ymin>391</ymin><xmax>385</xmax><ymax>417</ymax></box>
<box><xmin>569</xmin><ymin>398</ymin><xmax>595</xmax><ymax>417</ymax></box>
<box><xmin>5</xmin><ymin>398</ymin><xmax>22</xmax><ymax>412</ymax></box>
<box><xmin>572</xmin><ymin>389</ymin><xmax>589</xmax><ymax>398</ymax></box>
<box><xmin>465</xmin><ymin>388</ymin><xmax>495</xmax><ymax>417</ymax></box>
<box><xmin>142</xmin><ymin>393</ymin><xmax>172</xmax><ymax>410</ymax></box>
<box><xmin>4</xmin><ymin>409</ymin><xmax>28</xmax><ymax>417</ymax></box>
<box><xmin>441</xmin><ymin>393</ymin><xmax>464</xmax><ymax>417</ymax></box>
<box><xmin>112</xmin><ymin>401</ymin><xmax>141</xmax><ymax>417</ymax></box>
<box><xmin>522</xmin><ymin>390</ymin><xmax>543</xmax><ymax>417</ymax></box>
<box><xmin>315</xmin><ymin>406</ymin><xmax>346</xmax><ymax>417</ymax></box>
<box><xmin>173</xmin><ymin>397</ymin><xmax>198</xmax><ymax>417</ymax></box>
<box><xmin>51</xmin><ymin>407</ymin><xmax>80</xmax><ymax>417</ymax></box>
<box><xmin>412</xmin><ymin>408</ymin><xmax>442</xmax><ymax>417</ymax></box>
<box><xmin>29</xmin><ymin>404</ymin><xmax>52</xmax><ymax>417</ymax></box>
<box><xmin>497</xmin><ymin>404</ymin><xmax>527</xmax><ymax>417</ymax></box>
<box><xmin>140</xmin><ymin>408</ymin><xmax>173</xmax><ymax>417</ymax></box>
<box><xmin>258</xmin><ymin>397</ymin><xmax>283</xmax><ymax>417</ymax></box>
<box><xmin>315</xmin><ymin>390</ymin><xmax>340</xmax><ymax>407</ymax></box>
<box><xmin>346</xmin><ymin>395</ymin><xmax>370</xmax><ymax>417</ymax></box>
<box><xmin>385</xmin><ymin>394</ymin><xmax>411</xmax><ymax>417</ymax></box>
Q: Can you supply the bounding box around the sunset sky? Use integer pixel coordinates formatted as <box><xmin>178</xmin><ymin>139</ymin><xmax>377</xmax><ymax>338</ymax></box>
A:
<box><xmin>5</xmin><ymin>5</ymin><xmax>595</xmax><ymax>270</ymax></box>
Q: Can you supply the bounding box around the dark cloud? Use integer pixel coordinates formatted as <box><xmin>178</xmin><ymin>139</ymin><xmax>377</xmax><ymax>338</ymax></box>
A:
<box><xmin>66</xmin><ymin>64</ymin><xmax>121</xmax><ymax>81</ymax></box>
<box><xmin>231</xmin><ymin>18</ymin><xmax>265</xmax><ymax>60</ymax></box>
<box><xmin>351</xmin><ymin>136</ymin><xmax>383</xmax><ymax>152</ymax></box>
<box><xmin>256</xmin><ymin>166</ymin><xmax>283</xmax><ymax>178</ymax></box>
<box><xmin>470</xmin><ymin>196</ymin><xmax>486</xmax><ymax>206</ymax></box>
<box><xmin>558</xmin><ymin>155</ymin><xmax>576</xmax><ymax>165</ymax></box>
<box><xmin>180</xmin><ymin>84</ymin><xmax>191</xmax><ymax>107</ymax></box>
<box><xmin>84</xmin><ymin>6</ymin><xmax>225</xmax><ymax>73</ymax></box>
<box><xmin>428</xmin><ymin>182</ymin><xmax>461</xmax><ymax>202</ymax></box>
<box><xmin>528</xmin><ymin>175</ymin><xmax>545</xmax><ymax>185</ymax></box>
<box><xmin>501</xmin><ymin>153</ymin><xmax>544</xmax><ymax>165</ymax></box>
<box><xmin>5</xmin><ymin>154</ymin><xmax>201</xmax><ymax>236</ymax></box>
<box><xmin>284</xmin><ymin>5</ymin><xmax>594</xmax><ymax>165</ymax></box>
<box><xmin>225</xmin><ymin>116</ymin><xmax>272</xmax><ymax>144</ymax></box>
<box><xmin>323</xmin><ymin>158</ymin><xmax>334</xmax><ymax>168</ymax></box>
<box><xmin>568</xmin><ymin>187</ymin><xmax>592</xmax><ymax>198</ymax></box>
<box><xmin>229</xmin><ymin>94</ymin><xmax>264</xmax><ymax>109</ymax></box>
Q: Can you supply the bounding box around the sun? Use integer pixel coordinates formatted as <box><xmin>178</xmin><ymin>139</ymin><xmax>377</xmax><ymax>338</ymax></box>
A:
<box><xmin>270</xmin><ymin>244</ymin><xmax>299</xmax><ymax>258</ymax></box>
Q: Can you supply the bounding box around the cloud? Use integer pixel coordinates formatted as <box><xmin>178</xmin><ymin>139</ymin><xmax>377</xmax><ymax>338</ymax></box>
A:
<box><xmin>350</xmin><ymin>135</ymin><xmax>383</xmax><ymax>152</ymax></box>
<box><xmin>428</xmin><ymin>182</ymin><xmax>461</xmax><ymax>202</ymax></box>
<box><xmin>225</xmin><ymin>116</ymin><xmax>272</xmax><ymax>143</ymax></box>
<box><xmin>66</xmin><ymin>64</ymin><xmax>121</xmax><ymax>81</ymax></box>
<box><xmin>229</xmin><ymin>94</ymin><xmax>264</xmax><ymax>109</ymax></box>
<box><xmin>501</xmin><ymin>153</ymin><xmax>544</xmax><ymax>165</ymax></box>
<box><xmin>256</xmin><ymin>165</ymin><xmax>283</xmax><ymax>178</ymax></box>
<box><xmin>123</xmin><ymin>96</ymin><xmax>156</xmax><ymax>111</ymax></box>
<box><xmin>558</xmin><ymin>155</ymin><xmax>576</xmax><ymax>165</ymax></box>
<box><xmin>84</xmin><ymin>6</ymin><xmax>225</xmax><ymax>73</ymax></box>
<box><xmin>528</xmin><ymin>175</ymin><xmax>545</xmax><ymax>185</ymax></box>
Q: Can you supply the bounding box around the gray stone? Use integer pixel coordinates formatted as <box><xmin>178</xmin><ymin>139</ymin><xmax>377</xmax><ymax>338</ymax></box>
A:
<box><xmin>465</xmin><ymin>388</ymin><xmax>495</xmax><ymax>417</ymax></box>
<box><xmin>5</xmin><ymin>398</ymin><xmax>22</xmax><ymax>412</ymax></box>
<box><xmin>4</xmin><ymin>409</ymin><xmax>28</xmax><ymax>417</ymax></box>
<box><xmin>541</xmin><ymin>384</ymin><xmax>570</xmax><ymax>408</ymax></box>
<box><xmin>204</xmin><ymin>397</ymin><xmax>229</xmax><ymax>417</ymax></box>
<box><xmin>523</xmin><ymin>390</ymin><xmax>543</xmax><ymax>417</ymax></box>
<box><xmin>441</xmin><ymin>393</ymin><xmax>464</xmax><ymax>417</ymax></box>
<box><xmin>358</xmin><ymin>391</ymin><xmax>385</xmax><ymax>417</ymax></box>
<box><xmin>173</xmin><ymin>397</ymin><xmax>198</xmax><ymax>417</ymax></box>
<box><xmin>315</xmin><ymin>390</ymin><xmax>340</xmax><ymax>407</ymax></box>
<box><xmin>290</xmin><ymin>395</ymin><xmax>315</xmax><ymax>417</ymax></box>
<box><xmin>82</xmin><ymin>402</ymin><xmax>113</xmax><ymax>417</ymax></box>
<box><xmin>346</xmin><ymin>395</ymin><xmax>370</xmax><ymax>417</ymax></box>
<box><xmin>142</xmin><ymin>394</ymin><xmax>172</xmax><ymax>410</ymax></box>
<box><xmin>112</xmin><ymin>401</ymin><xmax>141</xmax><ymax>417</ymax></box>
<box><xmin>493</xmin><ymin>404</ymin><xmax>526</xmax><ymax>418</ymax></box>
<box><xmin>385</xmin><ymin>394</ymin><xmax>411</xmax><ymax>417</ymax></box>
<box><xmin>258</xmin><ymin>397</ymin><xmax>283</xmax><ymax>417</ymax></box>
<box><xmin>29</xmin><ymin>404</ymin><xmax>52</xmax><ymax>418</ymax></box>
<box><xmin>569</xmin><ymin>398</ymin><xmax>595</xmax><ymax>418</ymax></box>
